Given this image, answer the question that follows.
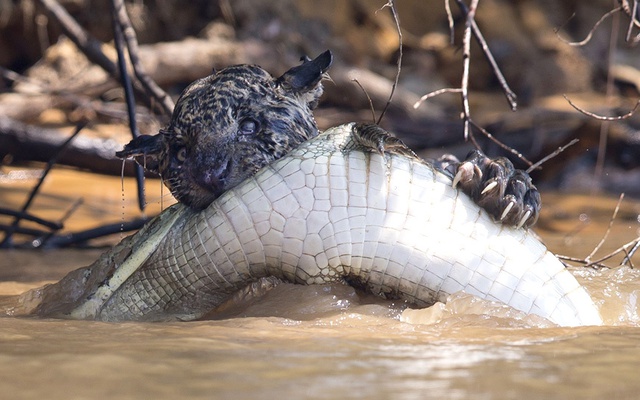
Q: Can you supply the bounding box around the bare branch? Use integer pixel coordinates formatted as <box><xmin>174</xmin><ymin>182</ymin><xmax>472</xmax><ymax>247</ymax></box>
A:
<box><xmin>413</xmin><ymin>88</ymin><xmax>462</xmax><ymax>109</ymax></box>
<box><xmin>0</xmin><ymin>207</ymin><xmax>62</xmax><ymax>231</ymax></box>
<box><xmin>444</xmin><ymin>0</ymin><xmax>455</xmax><ymax>45</ymax></box>
<box><xmin>556</xmin><ymin>254</ymin><xmax>610</xmax><ymax>270</ymax></box>
<box><xmin>564</xmin><ymin>94</ymin><xmax>640</xmax><ymax>120</ymax></box>
<box><xmin>623</xmin><ymin>239</ymin><xmax>640</xmax><ymax>267</ymax></box>
<box><xmin>469</xmin><ymin>120</ymin><xmax>534</xmax><ymax>166</ymax></box>
<box><xmin>584</xmin><ymin>235</ymin><xmax>640</xmax><ymax>268</ymax></box>
<box><xmin>458</xmin><ymin>0</ymin><xmax>476</xmax><ymax>141</ymax></box>
<box><xmin>556</xmin><ymin>192</ymin><xmax>640</xmax><ymax>269</ymax></box>
<box><xmin>621</xmin><ymin>0</ymin><xmax>640</xmax><ymax>43</ymax></box>
<box><xmin>350</xmin><ymin>79</ymin><xmax>377</xmax><ymax>123</ymax></box>
<box><xmin>526</xmin><ymin>138</ymin><xmax>579</xmax><ymax>173</ymax></box>
<box><xmin>555</xmin><ymin>7</ymin><xmax>622</xmax><ymax>46</ymax></box>
<box><xmin>585</xmin><ymin>193</ymin><xmax>624</xmax><ymax>263</ymax></box>
<box><xmin>624</xmin><ymin>0</ymin><xmax>639</xmax><ymax>42</ymax></box>
<box><xmin>111</xmin><ymin>0</ymin><xmax>146</xmax><ymax>212</ymax></box>
<box><xmin>37</xmin><ymin>0</ymin><xmax>169</xmax><ymax>115</ymax></box>
<box><xmin>454</xmin><ymin>0</ymin><xmax>517</xmax><ymax>111</ymax></box>
<box><xmin>376</xmin><ymin>0</ymin><xmax>402</xmax><ymax>125</ymax></box>
<box><xmin>37</xmin><ymin>0</ymin><xmax>119</xmax><ymax>76</ymax></box>
<box><xmin>111</xmin><ymin>0</ymin><xmax>174</xmax><ymax>116</ymax></box>
<box><xmin>0</xmin><ymin>122</ymin><xmax>87</xmax><ymax>248</ymax></box>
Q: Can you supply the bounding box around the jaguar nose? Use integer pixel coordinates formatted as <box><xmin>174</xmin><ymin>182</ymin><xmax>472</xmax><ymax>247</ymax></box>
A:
<box><xmin>195</xmin><ymin>169</ymin><xmax>225</xmax><ymax>196</ymax></box>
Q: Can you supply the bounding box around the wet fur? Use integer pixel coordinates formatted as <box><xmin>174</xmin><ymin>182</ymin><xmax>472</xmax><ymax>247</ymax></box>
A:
<box><xmin>120</xmin><ymin>51</ymin><xmax>332</xmax><ymax>210</ymax></box>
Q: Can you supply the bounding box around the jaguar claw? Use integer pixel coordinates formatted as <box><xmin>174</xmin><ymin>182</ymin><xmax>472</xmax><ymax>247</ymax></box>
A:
<box><xmin>481</xmin><ymin>180</ymin><xmax>498</xmax><ymax>195</ymax></box>
<box><xmin>452</xmin><ymin>169</ymin><xmax>464</xmax><ymax>188</ymax></box>
<box><xmin>452</xmin><ymin>162</ymin><xmax>479</xmax><ymax>188</ymax></box>
<box><xmin>501</xmin><ymin>201</ymin><xmax>515</xmax><ymax>221</ymax></box>
<box><xmin>517</xmin><ymin>210</ymin><xmax>532</xmax><ymax>229</ymax></box>
<box><xmin>441</xmin><ymin>150</ymin><xmax>541</xmax><ymax>229</ymax></box>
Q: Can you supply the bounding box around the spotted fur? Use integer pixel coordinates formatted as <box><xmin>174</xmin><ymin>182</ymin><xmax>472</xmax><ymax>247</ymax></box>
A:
<box><xmin>118</xmin><ymin>51</ymin><xmax>332</xmax><ymax>210</ymax></box>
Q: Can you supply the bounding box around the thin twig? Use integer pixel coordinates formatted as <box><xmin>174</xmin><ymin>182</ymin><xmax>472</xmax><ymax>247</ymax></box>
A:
<box><xmin>376</xmin><ymin>0</ymin><xmax>402</xmax><ymax>125</ymax></box>
<box><xmin>444</xmin><ymin>0</ymin><xmax>455</xmax><ymax>45</ymax></box>
<box><xmin>0</xmin><ymin>207</ymin><xmax>62</xmax><ymax>230</ymax></box>
<box><xmin>555</xmin><ymin>7</ymin><xmax>622</xmax><ymax>46</ymax></box>
<box><xmin>36</xmin><ymin>0</ymin><xmax>166</xmax><ymax>115</ymax></box>
<box><xmin>111</xmin><ymin>0</ymin><xmax>174</xmax><ymax>116</ymax></box>
<box><xmin>413</xmin><ymin>87</ymin><xmax>462</xmax><ymax>109</ymax></box>
<box><xmin>37</xmin><ymin>0</ymin><xmax>118</xmax><ymax>76</ymax></box>
<box><xmin>585</xmin><ymin>193</ymin><xmax>624</xmax><ymax>263</ymax></box>
<box><xmin>417</xmin><ymin>0</ymin><xmax>521</xmax><ymax>160</ymax></box>
<box><xmin>0</xmin><ymin>122</ymin><xmax>87</xmax><ymax>248</ymax></box>
<box><xmin>556</xmin><ymin>254</ymin><xmax>610</xmax><ymax>269</ymax></box>
<box><xmin>624</xmin><ymin>0</ymin><xmax>638</xmax><ymax>42</ymax></box>
<box><xmin>0</xmin><ymin>224</ymin><xmax>51</xmax><ymax>239</ymax></box>
<box><xmin>470</xmin><ymin>120</ymin><xmax>534</xmax><ymax>166</ymax></box>
<box><xmin>621</xmin><ymin>247</ymin><xmax>635</xmax><ymax>268</ymax></box>
<box><xmin>526</xmin><ymin>138</ymin><xmax>579</xmax><ymax>173</ymax></box>
<box><xmin>111</xmin><ymin>1</ymin><xmax>146</xmax><ymax>212</ymax></box>
<box><xmin>620</xmin><ymin>0</ymin><xmax>640</xmax><ymax>43</ymax></box>
<box><xmin>564</xmin><ymin>94</ymin><xmax>640</xmax><ymax>120</ymax></box>
<box><xmin>584</xmin><ymin>235</ymin><xmax>640</xmax><ymax>268</ymax></box>
<box><xmin>455</xmin><ymin>0</ymin><xmax>517</xmax><ymax>110</ymax></box>
<box><xmin>351</xmin><ymin>79</ymin><xmax>377</xmax><ymax>123</ymax></box>
<box><xmin>556</xmin><ymin>192</ymin><xmax>640</xmax><ymax>269</ymax></box>
<box><xmin>622</xmin><ymin>239</ymin><xmax>640</xmax><ymax>267</ymax></box>
<box><xmin>593</xmin><ymin>8</ymin><xmax>620</xmax><ymax>194</ymax></box>
<box><xmin>40</xmin><ymin>218</ymin><xmax>151</xmax><ymax>248</ymax></box>
<box><xmin>458</xmin><ymin>0</ymin><xmax>475</xmax><ymax>141</ymax></box>
<box><xmin>37</xmin><ymin>198</ymin><xmax>84</xmax><ymax>248</ymax></box>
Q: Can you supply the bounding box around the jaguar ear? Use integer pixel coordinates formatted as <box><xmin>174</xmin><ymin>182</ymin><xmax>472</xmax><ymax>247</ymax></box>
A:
<box><xmin>276</xmin><ymin>50</ymin><xmax>333</xmax><ymax>109</ymax></box>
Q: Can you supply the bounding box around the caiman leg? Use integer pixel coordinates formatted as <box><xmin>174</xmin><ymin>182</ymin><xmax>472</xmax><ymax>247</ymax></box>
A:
<box><xmin>30</xmin><ymin>123</ymin><xmax>602</xmax><ymax>326</ymax></box>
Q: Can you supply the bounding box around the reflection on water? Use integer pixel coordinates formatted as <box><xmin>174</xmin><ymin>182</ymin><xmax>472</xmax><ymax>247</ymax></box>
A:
<box><xmin>2</xmin><ymin>169</ymin><xmax>640</xmax><ymax>399</ymax></box>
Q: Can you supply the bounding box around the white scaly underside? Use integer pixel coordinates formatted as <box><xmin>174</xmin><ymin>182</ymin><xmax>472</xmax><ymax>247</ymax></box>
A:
<box><xmin>185</xmin><ymin>123</ymin><xmax>602</xmax><ymax>326</ymax></box>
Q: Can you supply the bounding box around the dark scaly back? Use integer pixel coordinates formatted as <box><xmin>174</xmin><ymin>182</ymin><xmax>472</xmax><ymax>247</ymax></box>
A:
<box><xmin>120</xmin><ymin>51</ymin><xmax>332</xmax><ymax>210</ymax></box>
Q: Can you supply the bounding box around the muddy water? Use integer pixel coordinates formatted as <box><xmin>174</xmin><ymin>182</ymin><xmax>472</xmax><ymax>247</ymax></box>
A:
<box><xmin>2</xmin><ymin>169</ymin><xmax>640</xmax><ymax>399</ymax></box>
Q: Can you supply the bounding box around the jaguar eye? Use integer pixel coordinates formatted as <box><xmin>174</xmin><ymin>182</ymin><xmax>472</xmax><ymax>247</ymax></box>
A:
<box><xmin>176</xmin><ymin>147</ymin><xmax>187</xmax><ymax>163</ymax></box>
<box><xmin>239</xmin><ymin>118</ymin><xmax>259</xmax><ymax>135</ymax></box>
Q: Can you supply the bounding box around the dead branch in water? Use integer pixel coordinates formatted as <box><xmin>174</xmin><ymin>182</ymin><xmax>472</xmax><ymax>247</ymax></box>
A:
<box><xmin>111</xmin><ymin>0</ymin><xmax>146</xmax><ymax>212</ymax></box>
<box><xmin>585</xmin><ymin>193</ymin><xmax>624</xmax><ymax>264</ymax></box>
<box><xmin>0</xmin><ymin>122</ymin><xmax>86</xmax><ymax>248</ymax></box>
<box><xmin>553</xmin><ymin>2</ymin><xmax>640</xmax><ymax>268</ymax></box>
<box><xmin>0</xmin><ymin>117</ymin><xmax>147</xmax><ymax>175</ymax></box>
<box><xmin>557</xmin><ymin>194</ymin><xmax>639</xmax><ymax>269</ymax></box>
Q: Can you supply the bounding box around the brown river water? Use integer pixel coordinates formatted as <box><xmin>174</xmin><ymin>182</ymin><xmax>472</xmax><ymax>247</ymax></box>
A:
<box><xmin>1</xmin><ymin>167</ymin><xmax>640</xmax><ymax>399</ymax></box>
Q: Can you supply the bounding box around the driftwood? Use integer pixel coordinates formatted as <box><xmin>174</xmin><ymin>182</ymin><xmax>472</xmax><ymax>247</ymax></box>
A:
<box><xmin>2</xmin><ymin>37</ymin><xmax>433</xmax><ymax>119</ymax></box>
<box><xmin>0</xmin><ymin>117</ymin><xmax>141</xmax><ymax>176</ymax></box>
<box><xmin>0</xmin><ymin>37</ymin><xmax>258</xmax><ymax>121</ymax></box>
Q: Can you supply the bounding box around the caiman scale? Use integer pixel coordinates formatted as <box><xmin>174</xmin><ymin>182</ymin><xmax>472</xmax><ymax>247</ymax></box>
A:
<box><xmin>23</xmin><ymin>52</ymin><xmax>602</xmax><ymax>326</ymax></box>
